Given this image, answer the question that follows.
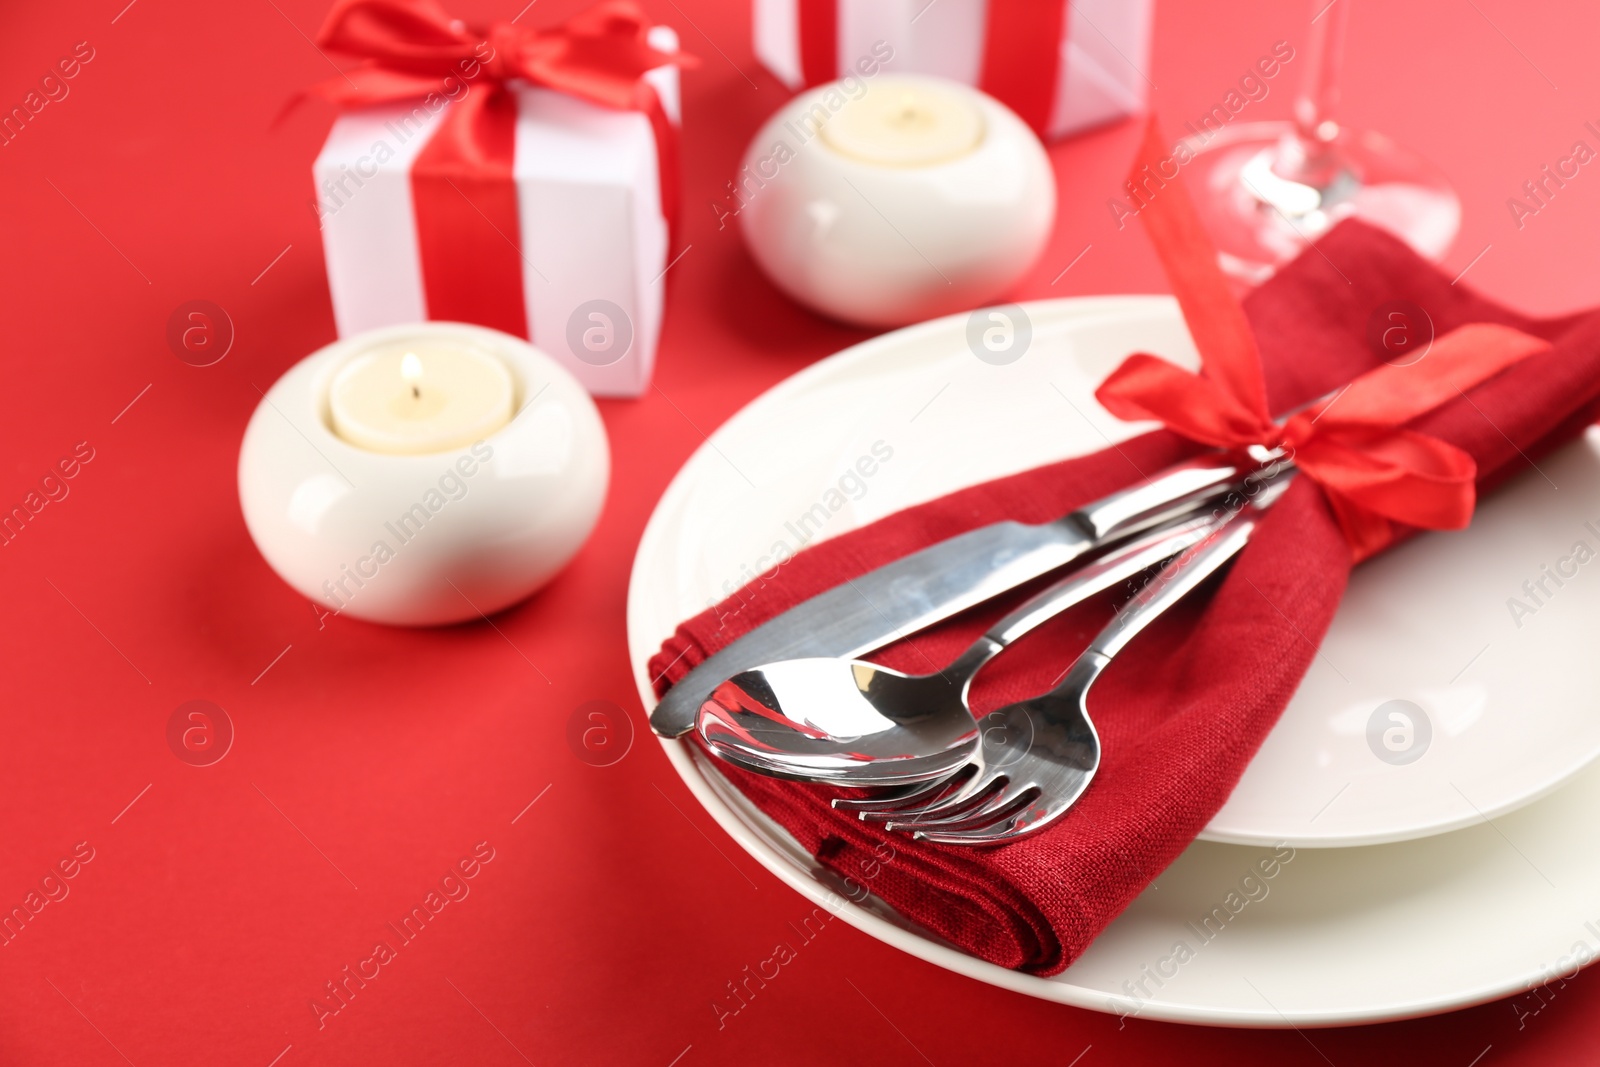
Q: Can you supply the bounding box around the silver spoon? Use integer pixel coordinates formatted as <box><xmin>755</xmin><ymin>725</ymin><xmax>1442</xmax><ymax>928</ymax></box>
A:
<box><xmin>695</xmin><ymin>511</ymin><xmax>1221</xmax><ymax>787</ymax></box>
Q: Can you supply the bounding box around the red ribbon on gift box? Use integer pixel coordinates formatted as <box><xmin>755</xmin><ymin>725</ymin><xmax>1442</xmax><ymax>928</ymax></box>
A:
<box><xmin>1098</xmin><ymin>120</ymin><xmax>1550</xmax><ymax>560</ymax></box>
<box><xmin>306</xmin><ymin>0</ymin><xmax>695</xmax><ymax>339</ymax></box>
<box><xmin>798</xmin><ymin>0</ymin><xmax>1068</xmax><ymax>134</ymax></box>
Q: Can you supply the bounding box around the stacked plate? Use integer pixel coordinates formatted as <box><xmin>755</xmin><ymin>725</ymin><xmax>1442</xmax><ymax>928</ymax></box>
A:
<box><xmin>626</xmin><ymin>297</ymin><xmax>1600</xmax><ymax>1026</ymax></box>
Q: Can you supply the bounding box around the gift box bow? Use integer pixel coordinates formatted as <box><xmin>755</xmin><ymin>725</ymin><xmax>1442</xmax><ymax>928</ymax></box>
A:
<box><xmin>307</xmin><ymin>0</ymin><xmax>696</xmax><ymax>118</ymax></box>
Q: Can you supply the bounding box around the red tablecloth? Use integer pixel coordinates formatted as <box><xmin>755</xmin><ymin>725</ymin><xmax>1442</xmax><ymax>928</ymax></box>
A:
<box><xmin>2</xmin><ymin>0</ymin><xmax>1597</xmax><ymax>1064</ymax></box>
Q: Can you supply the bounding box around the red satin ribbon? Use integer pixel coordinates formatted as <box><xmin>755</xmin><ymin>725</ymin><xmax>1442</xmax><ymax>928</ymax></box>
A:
<box><xmin>978</xmin><ymin>0</ymin><xmax>1067</xmax><ymax>136</ymax></box>
<box><xmin>797</xmin><ymin>0</ymin><xmax>837</xmax><ymax>86</ymax></box>
<box><xmin>795</xmin><ymin>0</ymin><xmax>1065</xmax><ymax>136</ymax></box>
<box><xmin>1098</xmin><ymin>120</ymin><xmax>1551</xmax><ymax>561</ymax></box>
<box><xmin>308</xmin><ymin>0</ymin><xmax>694</xmax><ymax>337</ymax></box>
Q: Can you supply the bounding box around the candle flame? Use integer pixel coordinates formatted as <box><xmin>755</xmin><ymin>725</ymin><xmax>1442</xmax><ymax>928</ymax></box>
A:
<box><xmin>401</xmin><ymin>351</ymin><xmax>422</xmax><ymax>398</ymax></box>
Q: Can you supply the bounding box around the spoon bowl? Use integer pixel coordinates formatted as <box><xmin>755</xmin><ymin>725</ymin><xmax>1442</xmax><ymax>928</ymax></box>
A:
<box><xmin>699</xmin><ymin>652</ymin><xmax>988</xmax><ymax>785</ymax></box>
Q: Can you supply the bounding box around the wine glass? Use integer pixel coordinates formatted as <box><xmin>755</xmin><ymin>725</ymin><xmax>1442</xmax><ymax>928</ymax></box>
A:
<box><xmin>1179</xmin><ymin>0</ymin><xmax>1460</xmax><ymax>285</ymax></box>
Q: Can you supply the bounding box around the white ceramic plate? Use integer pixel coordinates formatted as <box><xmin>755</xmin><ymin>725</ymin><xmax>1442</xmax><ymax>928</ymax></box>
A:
<box><xmin>628</xmin><ymin>296</ymin><xmax>1600</xmax><ymax>1024</ymax></box>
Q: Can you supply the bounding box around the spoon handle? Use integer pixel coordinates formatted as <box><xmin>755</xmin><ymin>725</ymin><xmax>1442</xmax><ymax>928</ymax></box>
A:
<box><xmin>980</xmin><ymin>512</ymin><xmax>1217</xmax><ymax>649</ymax></box>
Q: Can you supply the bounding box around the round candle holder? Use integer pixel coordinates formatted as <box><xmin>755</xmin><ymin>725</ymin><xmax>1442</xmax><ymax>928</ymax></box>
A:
<box><xmin>238</xmin><ymin>322</ymin><xmax>609</xmax><ymax>626</ymax></box>
<box><xmin>737</xmin><ymin>74</ymin><xmax>1056</xmax><ymax>328</ymax></box>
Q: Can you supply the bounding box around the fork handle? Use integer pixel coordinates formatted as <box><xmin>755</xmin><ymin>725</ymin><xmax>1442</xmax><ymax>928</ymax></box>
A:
<box><xmin>1086</xmin><ymin>508</ymin><xmax>1261</xmax><ymax>662</ymax></box>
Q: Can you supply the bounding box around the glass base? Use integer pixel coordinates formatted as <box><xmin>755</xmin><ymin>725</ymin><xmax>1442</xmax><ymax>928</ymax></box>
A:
<box><xmin>1177</xmin><ymin>121</ymin><xmax>1461</xmax><ymax>288</ymax></box>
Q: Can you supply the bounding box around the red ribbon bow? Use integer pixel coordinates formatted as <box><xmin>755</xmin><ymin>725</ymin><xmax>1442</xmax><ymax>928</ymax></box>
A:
<box><xmin>309</xmin><ymin>0</ymin><xmax>694</xmax><ymax>114</ymax></box>
<box><xmin>1097</xmin><ymin>122</ymin><xmax>1550</xmax><ymax>561</ymax></box>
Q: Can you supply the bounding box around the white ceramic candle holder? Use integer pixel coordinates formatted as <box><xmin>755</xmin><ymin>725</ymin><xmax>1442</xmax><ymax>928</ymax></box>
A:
<box><xmin>737</xmin><ymin>74</ymin><xmax>1056</xmax><ymax>328</ymax></box>
<box><xmin>238</xmin><ymin>322</ymin><xmax>609</xmax><ymax>626</ymax></box>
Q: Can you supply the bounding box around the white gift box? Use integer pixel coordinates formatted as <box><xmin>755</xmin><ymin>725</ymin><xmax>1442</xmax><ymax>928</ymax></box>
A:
<box><xmin>752</xmin><ymin>0</ymin><xmax>1149</xmax><ymax>140</ymax></box>
<box><xmin>313</xmin><ymin>27</ymin><xmax>681</xmax><ymax>398</ymax></box>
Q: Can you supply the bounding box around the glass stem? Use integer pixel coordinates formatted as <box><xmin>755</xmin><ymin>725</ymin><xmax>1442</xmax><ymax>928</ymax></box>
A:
<box><xmin>1295</xmin><ymin>0</ymin><xmax>1349</xmax><ymax>141</ymax></box>
<box><xmin>1277</xmin><ymin>0</ymin><xmax>1351</xmax><ymax>185</ymax></box>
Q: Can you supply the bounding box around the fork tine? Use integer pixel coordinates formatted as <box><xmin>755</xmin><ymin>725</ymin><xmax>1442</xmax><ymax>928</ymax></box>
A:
<box><xmin>893</xmin><ymin>782</ymin><xmax>1035</xmax><ymax>834</ymax></box>
<box><xmin>886</xmin><ymin>792</ymin><xmax>1014</xmax><ymax>833</ymax></box>
<box><xmin>889</xmin><ymin>780</ymin><xmax>1036</xmax><ymax>831</ymax></box>
<box><xmin>861</xmin><ymin>768</ymin><xmax>994</xmax><ymax>823</ymax></box>
<box><xmin>830</xmin><ymin>768</ymin><xmax>967</xmax><ymax>813</ymax></box>
<box><xmin>846</xmin><ymin>771</ymin><xmax>982</xmax><ymax>822</ymax></box>
<box><xmin>913</xmin><ymin>824</ymin><xmax>1020</xmax><ymax>846</ymax></box>
<box><xmin>921</xmin><ymin>806</ymin><xmax>1043</xmax><ymax>844</ymax></box>
<box><xmin>913</xmin><ymin>792</ymin><xmax>1058</xmax><ymax>845</ymax></box>
<box><xmin>871</xmin><ymin>773</ymin><xmax>1005</xmax><ymax>826</ymax></box>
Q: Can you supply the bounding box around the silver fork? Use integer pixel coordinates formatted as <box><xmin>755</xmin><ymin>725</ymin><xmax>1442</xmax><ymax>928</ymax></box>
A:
<box><xmin>834</xmin><ymin>492</ymin><xmax>1276</xmax><ymax>846</ymax></box>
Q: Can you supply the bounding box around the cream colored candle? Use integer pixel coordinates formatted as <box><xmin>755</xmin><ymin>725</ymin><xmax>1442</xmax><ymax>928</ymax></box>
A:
<box><xmin>329</xmin><ymin>339</ymin><xmax>514</xmax><ymax>454</ymax></box>
<box><xmin>819</xmin><ymin>77</ymin><xmax>985</xmax><ymax>167</ymax></box>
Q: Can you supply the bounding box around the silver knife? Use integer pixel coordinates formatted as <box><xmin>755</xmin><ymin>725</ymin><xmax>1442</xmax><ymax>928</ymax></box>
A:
<box><xmin>650</xmin><ymin>448</ymin><xmax>1286</xmax><ymax>737</ymax></box>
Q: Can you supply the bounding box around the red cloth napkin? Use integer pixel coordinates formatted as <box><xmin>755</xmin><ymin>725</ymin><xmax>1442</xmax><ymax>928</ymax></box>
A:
<box><xmin>648</xmin><ymin>221</ymin><xmax>1600</xmax><ymax>975</ymax></box>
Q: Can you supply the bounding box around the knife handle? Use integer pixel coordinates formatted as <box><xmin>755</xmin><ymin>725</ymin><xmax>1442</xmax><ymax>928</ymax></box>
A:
<box><xmin>1072</xmin><ymin>447</ymin><xmax>1287</xmax><ymax>544</ymax></box>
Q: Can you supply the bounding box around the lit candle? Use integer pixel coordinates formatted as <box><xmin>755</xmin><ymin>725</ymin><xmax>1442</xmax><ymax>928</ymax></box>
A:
<box><xmin>240</xmin><ymin>322</ymin><xmax>610</xmax><ymax>626</ymax></box>
<box><xmin>819</xmin><ymin>79</ymin><xmax>985</xmax><ymax>167</ymax></box>
<box><xmin>328</xmin><ymin>339</ymin><xmax>515</xmax><ymax>455</ymax></box>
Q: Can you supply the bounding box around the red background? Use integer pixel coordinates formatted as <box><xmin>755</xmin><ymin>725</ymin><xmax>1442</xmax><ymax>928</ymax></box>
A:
<box><xmin>1</xmin><ymin>0</ymin><xmax>1596</xmax><ymax>1063</ymax></box>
